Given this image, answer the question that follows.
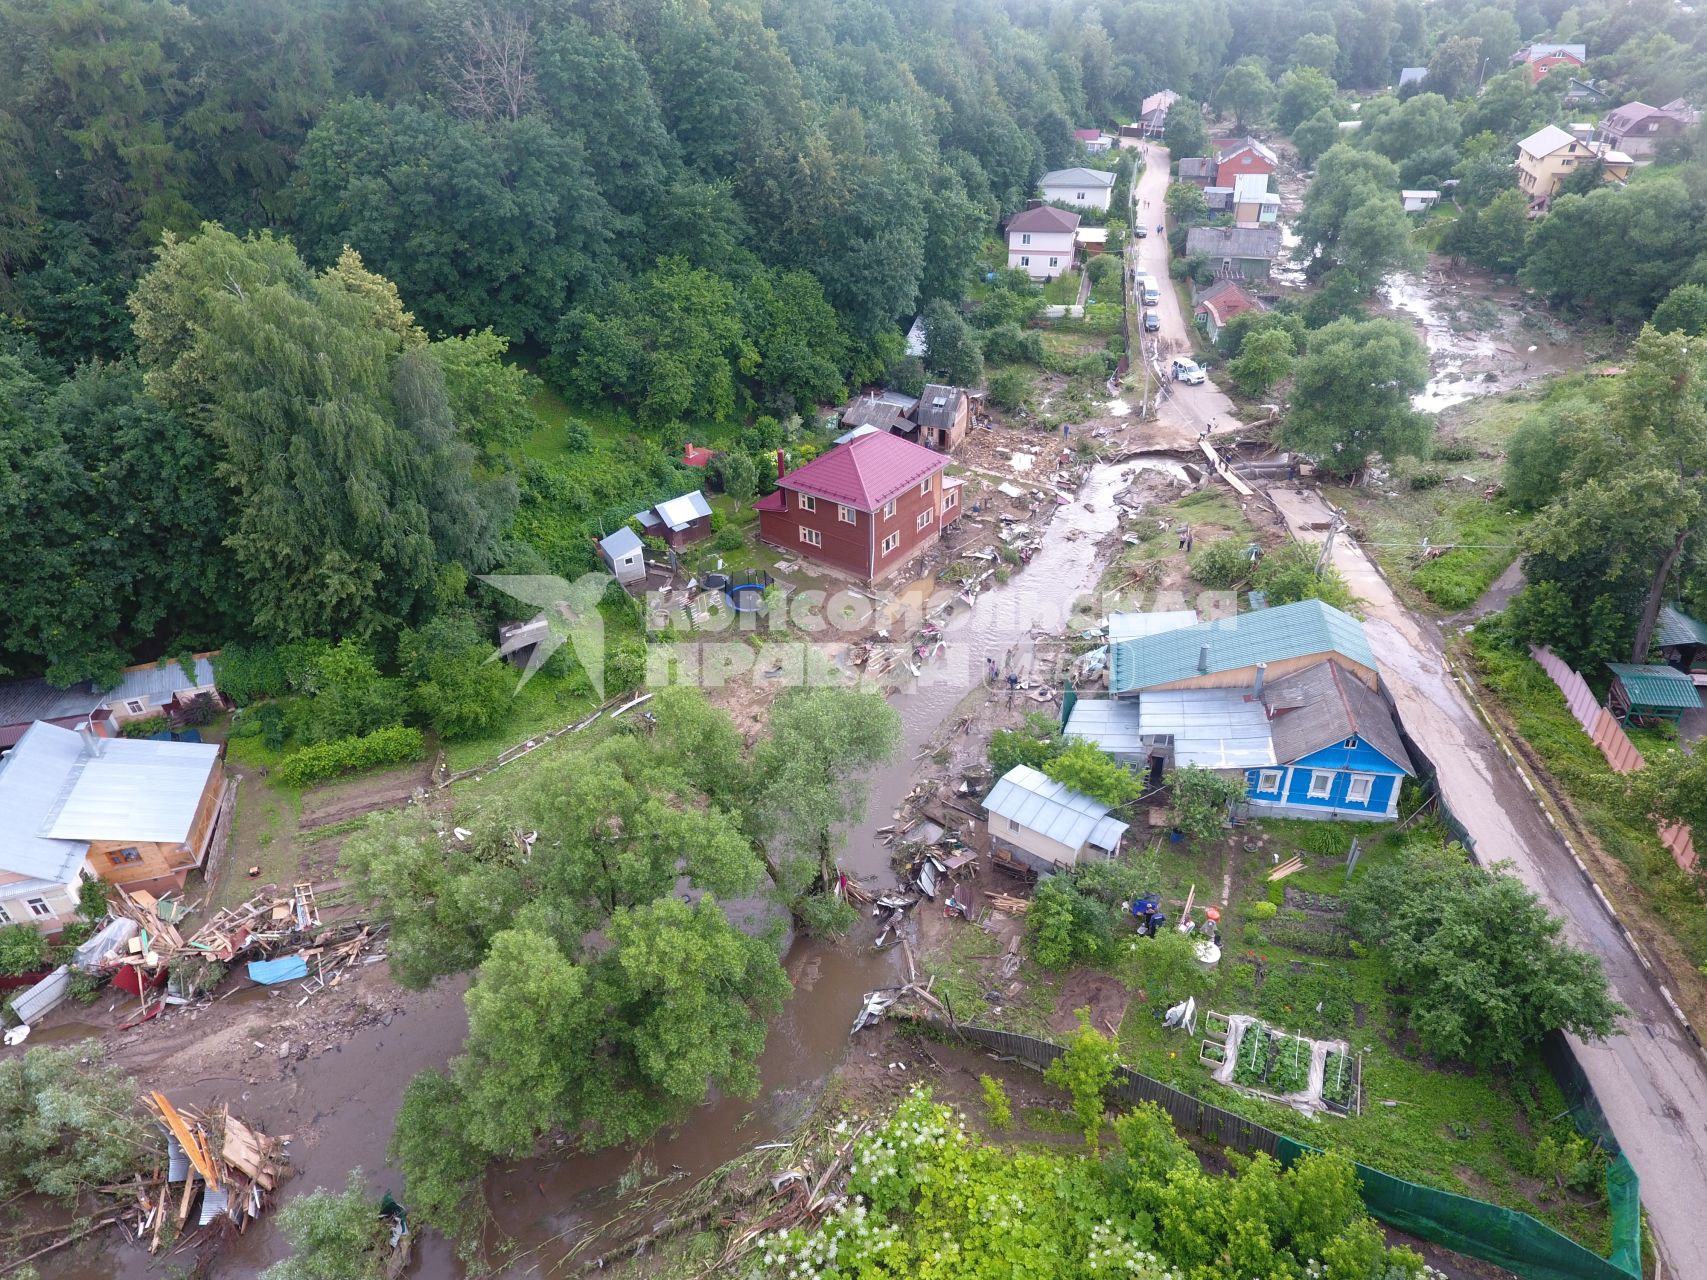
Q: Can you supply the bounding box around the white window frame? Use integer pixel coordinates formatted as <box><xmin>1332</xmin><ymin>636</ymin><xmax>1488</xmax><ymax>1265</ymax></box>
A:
<box><xmin>0</xmin><ymin>902</ymin><xmax>11</xmax><ymax>924</ymax></box>
<box><xmin>837</xmin><ymin>503</ymin><xmax>856</xmax><ymax>524</ymax></box>
<box><xmin>918</xmin><ymin>478</ymin><xmax>930</xmax><ymax>496</ymax></box>
<box><xmin>916</xmin><ymin>508</ymin><xmax>933</xmax><ymax>530</ymax></box>
<box><xmin>799</xmin><ymin>526</ymin><xmax>822</xmax><ymax>548</ymax></box>
<box><xmin>881</xmin><ymin>499</ymin><xmax>896</xmax><ymax>519</ymax></box>
<box><xmin>1006</xmin><ymin>816</ymin><xmax>1019</xmax><ymax>832</ymax></box>
<box><xmin>798</xmin><ymin>493</ymin><xmax>816</xmax><ymax>512</ymax></box>
<box><xmin>880</xmin><ymin>531</ymin><xmax>900</xmax><ymax>555</ymax></box>
<box><xmin>1048</xmin><ymin>256</ymin><xmax>1059</xmax><ymax>267</ymax></box>
<box><xmin>1346</xmin><ymin>774</ymin><xmax>1375</xmax><ymax>804</ymax></box>
<box><xmin>124</xmin><ymin>699</ymin><xmax>147</xmax><ymax>715</ymax></box>
<box><xmin>1021</xmin><ymin>233</ymin><xmax>1031</xmax><ymax>245</ymax></box>
<box><xmin>1075</xmin><ymin>190</ymin><xmax>1086</xmax><ymax>201</ymax></box>
<box><xmin>1020</xmin><ymin>255</ymin><xmax>1030</xmax><ymax>267</ymax></box>
<box><xmin>942</xmin><ymin>488</ymin><xmax>959</xmax><ymax>513</ymax></box>
<box><xmin>1307</xmin><ymin>771</ymin><xmax>1334</xmax><ymax>800</ymax></box>
<box><xmin>26</xmin><ymin>897</ymin><xmax>52</xmax><ymax>919</ymax></box>
<box><xmin>1257</xmin><ymin>770</ymin><xmax>1282</xmax><ymax>794</ymax></box>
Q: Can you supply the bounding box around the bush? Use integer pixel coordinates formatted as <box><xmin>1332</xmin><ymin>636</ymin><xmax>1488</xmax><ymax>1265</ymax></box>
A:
<box><xmin>981</xmin><ymin>323</ymin><xmax>1044</xmax><ymax>366</ymax></box>
<box><xmin>277</xmin><ymin>725</ymin><xmax>426</xmax><ymax>787</ymax></box>
<box><xmin>1408</xmin><ymin>468</ymin><xmax>1444</xmax><ymax>490</ymax></box>
<box><xmin>0</xmin><ymin>923</ymin><xmax>49</xmax><ymax>976</ymax></box>
<box><xmin>980</xmin><ymin>1074</ymin><xmax>1013</xmax><ymax>1129</ymax></box>
<box><xmin>987</xmin><ymin>367</ymin><xmax>1032</xmax><ymax>410</ymax></box>
<box><xmin>1250</xmin><ymin>900</ymin><xmax>1278</xmax><ymax>920</ymax></box>
<box><xmin>1189</xmin><ymin>538</ymin><xmax>1256</xmax><ymax>589</ymax></box>
<box><xmin>1432</xmin><ymin>439</ymin><xmax>1477</xmax><ymax>462</ymax></box>
<box><xmin>713</xmin><ymin>524</ymin><xmax>745</xmax><ymax>551</ymax></box>
<box><xmin>118</xmin><ymin>715</ymin><xmax>169</xmax><ymax>739</ymax></box>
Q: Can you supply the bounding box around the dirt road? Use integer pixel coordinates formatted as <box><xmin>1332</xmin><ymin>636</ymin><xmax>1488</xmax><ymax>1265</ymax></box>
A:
<box><xmin>1268</xmin><ymin>485</ymin><xmax>1707</xmax><ymax>1279</ymax></box>
<box><xmin>1126</xmin><ymin>142</ymin><xmax>1241</xmax><ymax>451</ymax></box>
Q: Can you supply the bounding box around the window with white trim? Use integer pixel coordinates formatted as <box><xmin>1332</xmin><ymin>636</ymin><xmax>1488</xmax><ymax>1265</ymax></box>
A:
<box><xmin>799</xmin><ymin>527</ymin><xmax>822</xmax><ymax>548</ymax></box>
<box><xmin>26</xmin><ymin>898</ymin><xmax>52</xmax><ymax>919</ymax></box>
<box><xmin>881</xmin><ymin>499</ymin><xmax>896</xmax><ymax>519</ymax></box>
<box><xmin>942</xmin><ymin>487</ymin><xmax>959</xmax><ymax>513</ymax></box>
<box><xmin>1346</xmin><ymin>774</ymin><xmax>1374</xmax><ymax>803</ymax></box>
<box><xmin>837</xmin><ymin>503</ymin><xmax>855</xmax><ymax>524</ymax></box>
<box><xmin>1075</xmin><ymin>190</ymin><xmax>1086</xmax><ymax>201</ymax></box>
<box><xmin>1307</xmin><ymin>771</ymin><xmax>1334</xmax><ymax>800</ymax></box>
<box><xmin>1006</xmin><ymin>817</ymin><xmax>1018</xmax><ymax>832</ymax></box>
<box><xmin>1048</xmin><ymin>256</ymin><xmax>1059</xmax><ymax>267</ymax></box>
<box><xmin>916</xmin><ymin>508</ymin><xmax>933</xmax><ymax>530</ymax></box>
<box><xmin>1020</xmin><ymin>255</ymin><xmax>1030</xmax><ymax>267</ymax></box>
<box><xmin>880</xmin><ymin>531</ymin><xmax>900</xmax><ymax>555</ymax></box>
<box><xmin>124</xmin><ymin>699</ymin><xmax>146</xmax><ymax>714</ymax></box>
<box><xmin>918</xmin><ymin>478</ymin><xmax>930</xmax><ymax>496</ymax></box>
<box><xmin>1256</xmin><ymin>770</ymin><xmax>1281</xmax><ymax>793</ymax></box>
<box><xmin>0</xmin><ymin>902</ymin><xmax>11</xmax><ymax>924</ymax></box>
<box><xmin>798</xmin><ymin>493</ymin><xmax>816</xmax><ymax>512</ymax></box>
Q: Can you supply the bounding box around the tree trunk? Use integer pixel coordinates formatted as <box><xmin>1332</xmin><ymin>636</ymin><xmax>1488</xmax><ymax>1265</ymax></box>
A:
<box><xmin>1631</xmin><ymin>528</ymin><xmax>1689</xmax><ymax>664</ymax></box>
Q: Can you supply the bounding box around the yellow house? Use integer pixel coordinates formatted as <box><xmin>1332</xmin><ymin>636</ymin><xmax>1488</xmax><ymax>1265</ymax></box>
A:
<box><xmin>1516</xmin><ymin>125</ymin><xmax>1633</xmax><ymax>211</ymax></box>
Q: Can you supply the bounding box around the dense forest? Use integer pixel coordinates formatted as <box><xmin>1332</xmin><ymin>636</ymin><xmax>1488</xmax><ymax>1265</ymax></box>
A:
<box><xmin>4</xmin><ymin>0</ymin><xmax>1707</xmax><ymax>693</ymax></box>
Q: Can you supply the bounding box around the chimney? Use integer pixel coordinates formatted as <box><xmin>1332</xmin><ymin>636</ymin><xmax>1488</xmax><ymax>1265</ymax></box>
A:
<box><xmin>776</xmin><ymin>448</ymin><xmax>786</xmax><ymax>480</ymax></box>
<box><xmin>1197</xmin><ymin>642</ymin><xmax>1210</xmax><ymax>674</ymax></box>
<box><xmin>1252</xmin><ymin>661</ymin><xmax>1267</xmax><ymax>699</ymax></box>
<box><xmin>79</xmin><ymin>724</ymin><xmax>105</xmax><ymax>757</ymax></box>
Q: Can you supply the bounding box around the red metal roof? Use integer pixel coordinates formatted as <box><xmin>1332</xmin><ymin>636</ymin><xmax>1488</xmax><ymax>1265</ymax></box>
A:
<box><xmin>753</xmin><ymin>489</ymin><xmax>785</xmax><ymax>512</ymax></box>
<box><xmin>683</xmin><ymin>442</ymin><xmax>713</xmax><ymax>467</ymax></box>
<box><xmin>778</xmin><ymin>433</ymin><xmax>948</xmax><ymax>511</ymax></box>
<box><xmin>1074</xmin><ymin>128</ymin><xmax>1103</xmax><ymax>141</ymax></box>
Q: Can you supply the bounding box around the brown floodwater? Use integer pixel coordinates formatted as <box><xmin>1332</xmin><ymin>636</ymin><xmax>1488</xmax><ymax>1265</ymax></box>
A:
<box><xmin>42</xmin><ymin>462</ymin><xmax>1137</xmax><ymax>1279</ymax></box>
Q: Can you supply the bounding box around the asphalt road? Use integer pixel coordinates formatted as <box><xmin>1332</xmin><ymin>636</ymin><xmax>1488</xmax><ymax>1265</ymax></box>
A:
<box><xmin>1269</xmin><ymin>486</ymin><xmax>1707</xmax><ymax>1280</ymax></box>
<box><xmin>1124</xmin><ymin>141</ymin><xmax>1242</xmax><ymax>451</ymax></box>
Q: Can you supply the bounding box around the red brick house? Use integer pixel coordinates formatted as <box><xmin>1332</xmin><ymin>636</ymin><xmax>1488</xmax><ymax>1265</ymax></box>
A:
<box><xmin>1511</xmin><ymin>43</ymin><xmax>1586</xmax><ymax>85</ymax></box>
<box><xmin>1213</xmin><ymin>139</ymin><xmax>1278</xmax><ymax>184</ymax></box>
<box><xmin>755</xmin><ymin>433</ymin><xmax>964</xmax><ymax>581</ymax></box>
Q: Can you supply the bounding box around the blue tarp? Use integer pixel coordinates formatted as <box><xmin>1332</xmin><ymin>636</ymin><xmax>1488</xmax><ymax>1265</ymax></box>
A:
<box><xmin>246</xmin><ymin>955</ymin><xmax>309</xmax><ymax>985</ymax></box>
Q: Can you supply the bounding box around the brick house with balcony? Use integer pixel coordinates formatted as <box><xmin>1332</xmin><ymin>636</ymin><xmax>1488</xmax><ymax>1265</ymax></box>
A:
<box><xmin>755</xmin><ymin>432</ymin><xmax>964</xmax><ymax>582</ymax></box>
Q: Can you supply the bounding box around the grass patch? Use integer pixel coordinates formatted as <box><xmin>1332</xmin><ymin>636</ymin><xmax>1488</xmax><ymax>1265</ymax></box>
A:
<box><xmin>1464</xmin><ymin>629</ymin><xmax>1707</xmax><ymax>980</ymax></box>
<box><xmin>1042</xmin><ymin>269</ymin><xmax>1082</xmax><ymax>305</ymax></box>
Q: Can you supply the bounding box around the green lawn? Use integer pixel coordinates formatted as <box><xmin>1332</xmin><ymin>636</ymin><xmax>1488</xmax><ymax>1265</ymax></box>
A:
<box><xmin>1043</xmin><ymin>269</ymin><xmax>1082</xmax><ymax>305</ymax></box>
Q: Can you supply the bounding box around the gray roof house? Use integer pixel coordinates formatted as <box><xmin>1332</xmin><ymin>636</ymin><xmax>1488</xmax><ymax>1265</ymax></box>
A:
<box><xmin>983</xmin><ymin>764</ymin><xmax>1129</xmax><ymax>875</ymax></box>
<box><xmin>1398</xmin><ymin>66</ymin><xmax>1428</xmax><ymax>89</ymax></box>
<box><xmin>1184</xmin><ymin>225</ymin><xmax>1284</xmax><ymax>282</ymax></box>
<box><xmin>0</xmin><ymin>655</ymin><xmax>220</xmax><ymax>749</ymax></box>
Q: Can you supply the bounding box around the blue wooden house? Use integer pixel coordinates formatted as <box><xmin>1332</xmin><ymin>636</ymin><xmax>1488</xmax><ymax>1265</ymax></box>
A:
<box><xmin>1242</xmin><ymin>661</ymin><xmax>1413</xmax><ymax>819</ymax></box>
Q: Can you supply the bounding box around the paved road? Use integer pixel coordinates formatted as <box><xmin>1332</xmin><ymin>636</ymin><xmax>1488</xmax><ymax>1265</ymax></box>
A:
<box><xmin>1126</xmin><ymin>142</ymin><xmax>1240</xmax><ymax>451</ymax></box>
<box><xmin>1269</xmin><ymin>486</ymin><xmax>1707</xmax><ymax>1279</ymax></box>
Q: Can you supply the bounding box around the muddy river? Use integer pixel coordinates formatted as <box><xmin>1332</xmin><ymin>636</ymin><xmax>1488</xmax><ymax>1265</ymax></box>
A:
<box><xmin>47</xmin><ymin>462</ymin><xmax>1139</xmax><ymax>1280</ymax></box>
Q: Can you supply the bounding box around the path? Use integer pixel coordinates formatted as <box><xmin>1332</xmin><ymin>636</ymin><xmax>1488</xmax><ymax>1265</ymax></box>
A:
<box><xmin>1126</xmin><ymin>142</ymin><xmax>1241</xmax><ymax>451</ymax></box>
<box><xmin>1268</xmin><ymin>485</ymin><xmax>1707</xmax><ymax>1280</ymax></box>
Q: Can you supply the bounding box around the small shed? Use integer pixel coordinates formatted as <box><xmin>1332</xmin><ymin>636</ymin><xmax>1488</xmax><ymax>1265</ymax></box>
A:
<box><xmin>636</xmin><ymin>490</ymin><xmax>714</xmax><ymax>549</ymax></box>
<box><xmin>982</xmin><ymin>764</ymin><xmax>1129</xmax><ymax>876</ymax></box>
<box><xmin>598</xmin><ymin>526</ymin><xmax>646</xmax><ymax>584</ymax></box>
<box><xmin>1655</xmin><ymin>603</ymin><xmax>1707</xmax><ymax>678</ymax></box>
<box><xmin>1607</xmin><ymin>663</ymin><xmax>1702</xmax><ymax>724</ymax></box>
<box><xmin>1401</xmin><ymin>189</ymin><xmax>1441</xmax><ymax>212</ymax></box>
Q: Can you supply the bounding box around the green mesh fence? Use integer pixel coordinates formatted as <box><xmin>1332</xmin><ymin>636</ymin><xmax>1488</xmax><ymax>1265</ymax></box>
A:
<box><xmin>1275</xmin><ymin>1136</ymin><xmax>1638</xmax><ymax>1280</ymax></box>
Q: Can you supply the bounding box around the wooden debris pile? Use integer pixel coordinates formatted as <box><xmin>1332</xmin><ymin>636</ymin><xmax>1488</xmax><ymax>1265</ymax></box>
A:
<box><xmin>137</xmin><ymin>1092</ymin><xmax>289</xmax><ymax>1251</ymax></box>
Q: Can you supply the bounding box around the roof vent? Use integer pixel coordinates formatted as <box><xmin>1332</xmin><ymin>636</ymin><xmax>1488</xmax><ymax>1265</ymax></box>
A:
<box><xmin>1197</xmin><ymin>642</ymin><xmax>1210</xmax><ymax>674</ymax></box>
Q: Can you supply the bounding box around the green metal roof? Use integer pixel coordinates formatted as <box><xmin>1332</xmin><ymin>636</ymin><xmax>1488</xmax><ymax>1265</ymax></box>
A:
<box><xmin>1606</xmin><ymin>663</ymin><xmax>1702</xmax><ymax>711</ymax></box>
<box><xmin>1654</xmin><ymin>604</ymin><xmax>1707</xmax><ymax>649</ymax></box>
<box><xmin>1109</xmin><ymin>599</ymin><xmax>1376</xmax><ymax>694</ymax></box>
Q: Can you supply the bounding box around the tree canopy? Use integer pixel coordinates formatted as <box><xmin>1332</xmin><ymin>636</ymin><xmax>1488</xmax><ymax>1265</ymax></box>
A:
<box><xmin>1280</xmin><ymin>317</ymin><xmax>1430</xmax><ymax>476</ymax></box>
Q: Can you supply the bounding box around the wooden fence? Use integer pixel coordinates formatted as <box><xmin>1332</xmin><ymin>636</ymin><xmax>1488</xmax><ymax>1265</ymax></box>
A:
<box><xmin>1529</xmin><ymin>646</ymin><xmax>1695</xmax><ymax>869</ymax></box>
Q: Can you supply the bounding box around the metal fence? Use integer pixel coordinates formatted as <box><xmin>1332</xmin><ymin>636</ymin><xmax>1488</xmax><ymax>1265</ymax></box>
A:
<box><xmin>928</xmin><ymin>1018</ymin><xmax>1636</xmax><ymax>1280</ymax></box>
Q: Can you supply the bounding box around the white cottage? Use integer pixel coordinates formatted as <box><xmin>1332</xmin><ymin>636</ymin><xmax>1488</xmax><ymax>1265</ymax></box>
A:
<box><xmin>1038</xmin><ymin>166</ymin><xmax>1116</xmax><ymax>212</ymax></box>
<box><xmin>983</xmin><ymin>765</ymin><xmax>1128</xmax><ymax>875</ymax></box>
<box><xmin>1005</xmin><ymin>204</ymin><xmax>1080</xmax><ymax>280</ymax></box>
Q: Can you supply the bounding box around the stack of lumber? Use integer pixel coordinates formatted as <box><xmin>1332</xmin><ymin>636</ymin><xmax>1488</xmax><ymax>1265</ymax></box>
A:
<box><xmin>987</xmin><ymin>893</ymin><xmax>1031</xmax><ymax>915</ymax></box>
<box><xmin>1267</xmin><ymin>856</ymin><xmax>1304</xmax><ymax>882</ymax></box>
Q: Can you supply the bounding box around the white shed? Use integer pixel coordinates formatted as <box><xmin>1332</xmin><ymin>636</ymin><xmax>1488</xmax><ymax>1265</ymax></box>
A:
<box><xmin>598</xmin><ymin>526</ymin><xmax>647</xmax><ymax>584</ymax></box>
<box><xmin>983</xmin><ymin>765</ymin><xmax>1128</xmax><ymax>875</ymax></box>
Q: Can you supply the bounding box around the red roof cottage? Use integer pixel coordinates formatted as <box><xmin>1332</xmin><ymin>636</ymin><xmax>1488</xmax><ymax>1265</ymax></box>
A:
<box><xmin>755</xmin><ymin>433</ymin><xmax>964</xmax><ymax>581</ymax></box>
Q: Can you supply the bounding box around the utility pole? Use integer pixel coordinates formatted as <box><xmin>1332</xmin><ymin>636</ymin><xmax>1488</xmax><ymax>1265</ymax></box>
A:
<box><xmin>1315</xmin><ymin>519</ymin><xmax>1345</xmax><ymax>577</ymax></box>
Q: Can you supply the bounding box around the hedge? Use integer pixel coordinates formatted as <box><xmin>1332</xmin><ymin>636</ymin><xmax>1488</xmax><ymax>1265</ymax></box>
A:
<box><xmin>277</xmin><ymin>725</ymin><xmax>425</xmax><ymax>787</ymax></box>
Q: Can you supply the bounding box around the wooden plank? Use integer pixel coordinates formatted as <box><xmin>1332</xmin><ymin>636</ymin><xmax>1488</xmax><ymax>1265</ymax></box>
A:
<box><xmin>151</xmin><ymin>1094</ymin><xmax>218</xmax><ymax>1187</ymax></box>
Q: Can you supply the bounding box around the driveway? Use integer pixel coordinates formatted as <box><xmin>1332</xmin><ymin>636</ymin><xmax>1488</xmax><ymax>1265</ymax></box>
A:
<box><xmin>1125</xmin><ymin>142</ymin><xmax>1242</xmax><ymax>451</ymax></box>
<box><xmin>1269</xmin><ymin>486</ymin><xmax>1707</xmax><ymax>1280</ymax></box>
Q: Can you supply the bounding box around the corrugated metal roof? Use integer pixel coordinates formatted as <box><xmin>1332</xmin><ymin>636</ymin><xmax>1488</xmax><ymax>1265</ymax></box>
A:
<box><xmin>1138</xmin><ymin>688</ymin><xmax>1277</xmax><ymax>769</ymax></box>
<box><xmin>43</xmin><ymin>733</ymin><xmax>221</xmax><ymax>843</ymax></box>
<box><xmin>0</xmin><ymin>678</ymin><xmax>102</xmax><ymax>730</ymax></box>
<box><xmin>1063</xmin><ymin>698</ymin><xmax>1148</xmax><ymax>759</ymax></box>
<box><xmin>1041</xmin><ymin>167</ymin><xmax>1117</xmax><ymax>189</ymax></box>
<box><xmin>1518</xmin><ymin>124</ymin><xmax>1577</xmax><ymax>158</ymax></box>
<box><xmin>1110</xmin><ymin>600</ymin><xmax>1376</xmax><ymax>694</ymax></box>
<box><xmin>600</xmin><ymin>526</ymin><xmax>643</xmax><ymax>559</ymax></box>
<box><xmin>1107</xmin><ymin>611</ymin><xmax>1198</xmax><ymax>644</ymax></box>
<box><xmin>778</xmin><ymin>431</ymin><xmax>947</xmax><ymax>510</ymax></box>
<box><xmin>983</xmin><ymin>765</ymin><xmax>1127</xmax><ymax>851</ymax></box>
<box><xmin>1263</xmin><ymin>660</ymin><xmax>1413</xmax><ymax>774</ymax></box>
<box><xmin>1656</xmin><ymin>604</ymin><xmax>1707</xmax><ymax>648</ymax></box>
<box><xmin>1607</xmin><ymin>663</ymin><xmax>1703</xmax><ymax>711</ymax></box>
<box><xmin>0</xmin><ymin>722</ymin><xmax>90</xmax><ymax>882</ymax></box>
<box><xmin>654</xmin><ymin>489</ymin><xmax>713</xmax><ymax>531</ymax></box>
<box><xmin>109</xmin><ymin>656</ymin><xmax>216</xmax><ymax>702</ymax></box>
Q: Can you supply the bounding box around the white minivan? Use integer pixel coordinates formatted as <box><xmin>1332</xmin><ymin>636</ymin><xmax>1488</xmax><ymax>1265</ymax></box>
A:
<box><xmin>1171</xmin><ymin>357</ymin><xmax>1206</xmax><ymax>385</ymax></box>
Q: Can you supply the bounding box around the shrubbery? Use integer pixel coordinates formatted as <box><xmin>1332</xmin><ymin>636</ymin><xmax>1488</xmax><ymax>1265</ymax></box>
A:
<box><xmin>278</xmin><ymin>726</ymin><xmax>426</xmax><ymax>787</ymax></box>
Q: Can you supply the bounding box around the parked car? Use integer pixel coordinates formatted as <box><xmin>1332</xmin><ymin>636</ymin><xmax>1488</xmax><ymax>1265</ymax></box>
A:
<box><xmin>1143</xmin><ymin>310</ymin><xmax>1160</xmax><ymax>332</ymax></box>
<box><xmin>1171</xmin><ymin>357</ymin><xmax>1206</xmax><ymax>385</ymax></box>
<box><xmin>1133</xmin><ymin>225</ymin><xmax>1148</xmax><ymax>238</ymax></box>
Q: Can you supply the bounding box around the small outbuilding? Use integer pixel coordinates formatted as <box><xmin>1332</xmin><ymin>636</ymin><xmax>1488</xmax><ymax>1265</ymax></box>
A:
<box><xmin>1607</xmin><ymin>663</ymin><xmax>1703</xmax><ymax>724</ymax></box>
<box><xmin>635</xmin><ymin>489</ymin><xmax>714</xmax><ymax>549</ymax></box>
<box><xmin>982</xmin><ymin>764</ymin><xmax>1129</xmax><ymax>876</ymax></box>
<box><xmin>598</xmin><ymin>525</ymin><xmax>646</xmax><ymax>584</ymax></box>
